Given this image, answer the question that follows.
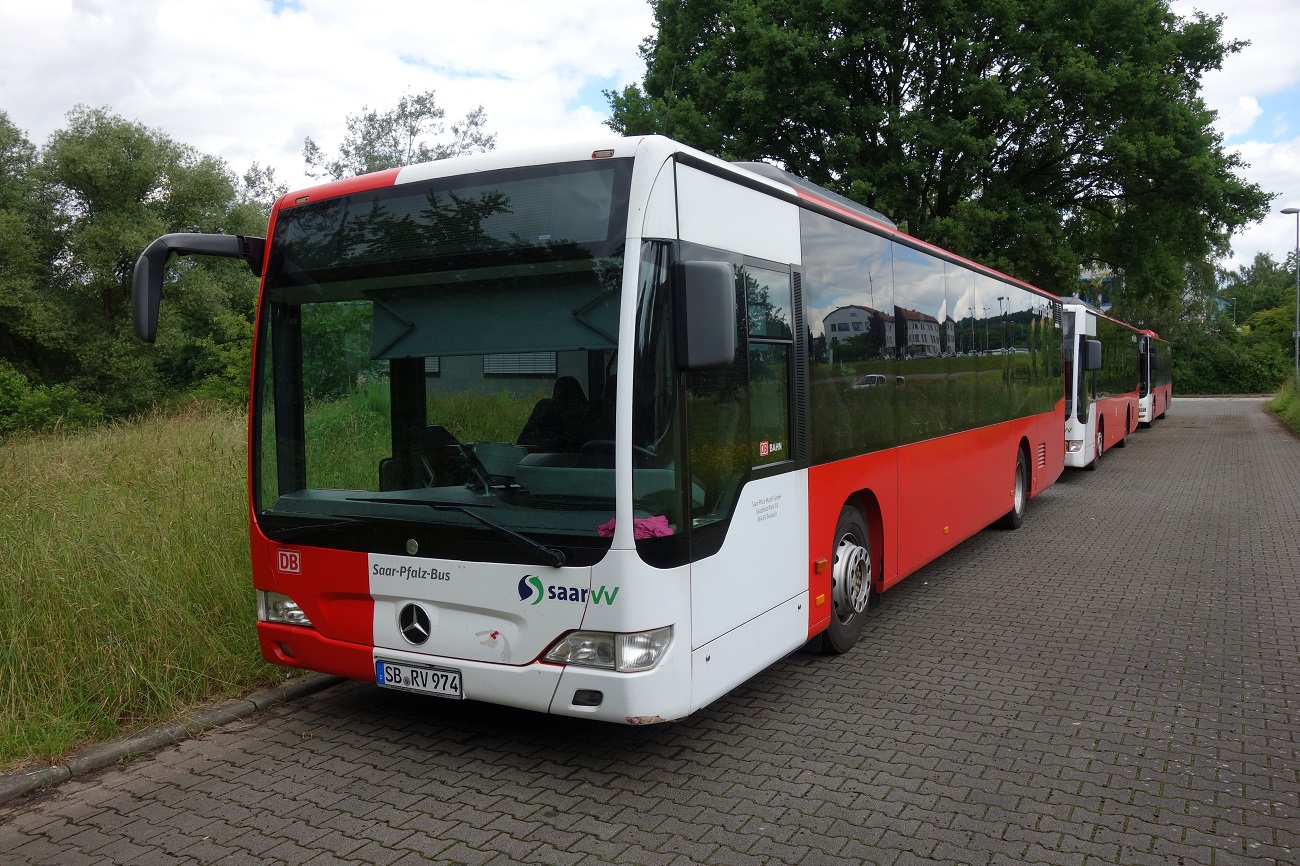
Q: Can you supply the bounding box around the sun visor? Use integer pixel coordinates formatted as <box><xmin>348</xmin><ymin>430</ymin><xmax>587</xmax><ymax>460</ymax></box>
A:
<box><xmin>369</xmin><ymin>283</ymin><xmax>620</xmax><ymax>359</ymax></box>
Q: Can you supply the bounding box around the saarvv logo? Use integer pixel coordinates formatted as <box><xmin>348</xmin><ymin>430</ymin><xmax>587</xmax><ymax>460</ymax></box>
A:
<box><xmin>518</xmin><ymin>575</ymin><xmax>545</xmax><ymax>605</ymax></box>
<box><xmin>517</xmin><ymin>574</ymin><xmax>620</xmax><ymax>606</ymax></box>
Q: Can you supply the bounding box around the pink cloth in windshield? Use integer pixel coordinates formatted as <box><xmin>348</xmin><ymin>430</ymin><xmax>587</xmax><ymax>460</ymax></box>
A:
<box><xmin>596</xmin><ymin>515</ymin><xmax>674</xmax><ymax>538</ymax></box>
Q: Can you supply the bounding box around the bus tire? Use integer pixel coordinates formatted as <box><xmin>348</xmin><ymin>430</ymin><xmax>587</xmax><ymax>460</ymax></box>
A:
<box><xmin>1116</xmin><ymin>410</ymin><xmax>1130</xmax><ymax>446</ymax></box>
<box><xmin>997</xmin><ymin>449</ymin><xmax>1028</xmax><ymax>530</ymax></box>
<box><xmin>1087</xmin><ymin>421</ymin><xmax>1103</xmax><ymax>471</ymax></box>
<box><xmin>822</xmin><ymin>505</ymin><xmax>874</xmax><ymax>654</ymax></box>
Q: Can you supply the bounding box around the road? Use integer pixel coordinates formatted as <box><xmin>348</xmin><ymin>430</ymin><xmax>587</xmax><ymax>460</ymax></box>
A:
<box><xmin>2</xmin><ymin>397</ymin><xmax>1297</xmax><ymax>865</ymax></box>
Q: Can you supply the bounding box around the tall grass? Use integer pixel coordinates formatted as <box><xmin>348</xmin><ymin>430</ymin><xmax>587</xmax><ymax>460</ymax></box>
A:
<box><xmin>299</xmin><ymin>384</ymin><xmax>542</xmax><ymax>491</ymax></box>
<box><xmin>0</xmin><ymin>402</ymin><xmax>283</xmax><ymax>771</ymax></box>
<box><xmin>0</xmin><ymin>386</ymin><xmax>546</xmax><ymax>770</ymax></box>
<box><xmin>1268</xmin><ymin>378</ymin><xmax>1300</xmax><ymax>435</ymax></box>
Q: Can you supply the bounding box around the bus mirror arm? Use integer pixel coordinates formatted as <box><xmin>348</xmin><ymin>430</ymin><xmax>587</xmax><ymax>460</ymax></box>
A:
<box><xmin>672</xmin><ymin>261</ymin><xmax>736</xmax><ymax>371</ymax></box>
<box><xmin>132</xmin><ymin>233</ymin><xmax>267</xmax><ymax>343</ymax></box>
<box><xmin>1084</xmin><ymin>339</ymin><xmax>1103</xmax><ymax>371</ymax></box>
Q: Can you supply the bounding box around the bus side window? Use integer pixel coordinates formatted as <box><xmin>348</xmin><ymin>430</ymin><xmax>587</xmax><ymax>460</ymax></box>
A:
<box><xmin>745</xmin><ymin>266</ymin><xmax>793</xmax><ymax>467</ymax></box>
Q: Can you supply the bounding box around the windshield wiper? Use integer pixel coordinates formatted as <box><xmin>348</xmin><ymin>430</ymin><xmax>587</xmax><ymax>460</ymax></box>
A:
<box><xmin>348</xmin><ymin>497</ymin><xmax>567</xmax><ymax>568</ymax></box>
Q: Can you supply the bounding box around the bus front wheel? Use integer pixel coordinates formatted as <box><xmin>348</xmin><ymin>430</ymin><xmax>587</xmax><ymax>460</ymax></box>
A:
<box><xmin>1087</xmin><ymin>421</ymin><xmax>1104</xmax><ymax>471</ymax></box>
<box><xmin>823</xmin><ymin>505</ymin><xmax>875</xmax><ymax>654</ymax></box>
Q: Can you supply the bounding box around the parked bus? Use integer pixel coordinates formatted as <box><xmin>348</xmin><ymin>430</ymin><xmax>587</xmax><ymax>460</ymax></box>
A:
<box><xmin>132</xmin><ymin>136</ymin><xmax>1065</xmax><ymax>724</ymax></box>
<box><xmin>1062</xmin><ymin>298</ymin><xmax>1141</xmax><ymax>469</ymax></box>
<box><xmin>1138</xmin><ymin>329</ymin><xmax>1172</xmax><ymax>426</ymax></box>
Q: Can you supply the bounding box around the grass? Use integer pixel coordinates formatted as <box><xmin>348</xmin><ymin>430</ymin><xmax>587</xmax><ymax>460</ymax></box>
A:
<box><xmin>0</xmin><ymin>401</ymin><xmax>284</xmax><ymax>772</ymax></box>
<box><xmin>0</xmin><ymin>386</ymin><xmax>545</xmax><ymax>771</ymax></box>
<box><xmin>1268</xmin><ymin>378</ymin><xmax>1300</xmax><ymax>436</ymax></box>
<box><xmin>294</xmin><ymin>384</ymin><xmax>542</xmax><ymax>491</ymax></box>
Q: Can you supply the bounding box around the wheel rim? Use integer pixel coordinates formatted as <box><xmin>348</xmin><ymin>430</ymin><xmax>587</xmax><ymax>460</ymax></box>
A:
<box><xmin>1095</xmin><ymin>427</ymin><xmax>1103</xmax><ymax>461</ymax></box>
<box><xmin>1013</xmin><ymin>461</ymin><xmax>1026</xmax><ymax>515</ymax></box>
<box><xmin>832</xmin><ymin>532</ymin><xmax>872</xmax><ymax>624</ymax></box>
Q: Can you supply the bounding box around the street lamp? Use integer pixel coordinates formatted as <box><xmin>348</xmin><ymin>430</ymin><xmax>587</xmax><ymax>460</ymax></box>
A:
<box><xmin>1284</xmin><ymin>207</ymin><xmax>1300</xmax><ymax>394</ymax></box>
<box><xmin>997</xmin><ymin>295</ymin><xmax>1006</xmax><ymax>351</ymax></box>
<box><xmin>1230</xmin><ymin>296</ymin><xmax>1237</xmax><ymax>328</ymax></box>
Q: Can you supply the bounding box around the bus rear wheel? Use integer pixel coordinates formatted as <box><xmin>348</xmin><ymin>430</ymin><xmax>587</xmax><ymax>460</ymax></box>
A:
<box><xmin>823</xmin><ymin>505</ymin><xmax>875</xmax><ymax>654</ymax></box>
<box><xmin>997</xmin><ymin>449</ymin><xmax>1028</xmax><ymax>530</ymax></box>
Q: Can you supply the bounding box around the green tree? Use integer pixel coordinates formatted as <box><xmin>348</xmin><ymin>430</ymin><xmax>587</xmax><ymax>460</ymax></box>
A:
<box><xmin>608</xmin><ymin>0</ymin><xmax>1269</xmax><ymax>306</ymax></box>
<box><xmin>237</xmin><ymin>161</ymin><xmax>289</xmax><ymax>218</ymax></box>
<box><xmin>37</xmin><ymin>106</ymin><xmax>264</xmax><ymax>416</ymax></box>
<box><xmin>1220</xmin><ymin>251</ymin><xmax>1294</xmax><ymax>323</ymax></box>
<box><xmin>303</xmin><ymin>89</ymin><xmax>496</xmax><ymax>180</ymax></box>
<box><xmin>0</xmin><ymin>112</ymin><xmax>70</xmax><ymax>386</ymax></box>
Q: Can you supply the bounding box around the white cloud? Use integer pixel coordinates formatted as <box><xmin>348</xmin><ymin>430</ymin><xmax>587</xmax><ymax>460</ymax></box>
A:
<box><xmin>1221</xmin><ymin>138</ymin><xmax>1300</xmax><ymax>272</ymax></box>
<box><xmin>4</xmin><ymin>0</ymin><xmax>1298</xmax><ymax>271</ymax></box>
<box><xmin>0</xmin><ymin>0</ymin><xmax>654</xmax><ymax>192</ymax></box>
<box><xmin>1168</xmin><ymin>0</ymin><xmax>1300</xmax><ymax>268</ymax></box>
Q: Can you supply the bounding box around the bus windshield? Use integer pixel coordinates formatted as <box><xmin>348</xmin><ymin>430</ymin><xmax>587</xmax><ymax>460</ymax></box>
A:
<box><xmin>252</xmin><ymin>158</ymin><xmax>633</xmax><ymax>566</ymax></box>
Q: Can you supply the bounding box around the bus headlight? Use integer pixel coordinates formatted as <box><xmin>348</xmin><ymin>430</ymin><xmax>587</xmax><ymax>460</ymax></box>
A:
<box><xmin>258</xmin><ymin>591</ymin><xmax>314</xmax><ymax>627</ymax></box>
<box><xmin>544</xmin><ymin>626</ymin><xmax>672</xmax><ymax>672</ymax></box>
<box><xmin>1066</xmin><ymin>439</ymin><xmax>1084</xmax><ymax>453</ymax></box>
<box><xmin>617</xmin><ymin>627</ymin><xmax>673</xmax><ymax>672</ymax></box>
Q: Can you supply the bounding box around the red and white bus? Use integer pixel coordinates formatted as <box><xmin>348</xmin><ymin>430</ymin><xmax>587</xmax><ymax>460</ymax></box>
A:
<box><xmin>1138</xmin><ymin>329</ymin><xmax>1172</xmax><ymax>426</ymax></box>
<box><xmin>1062</xmin><ymin>299</ymin><xmax>1141</xmax><ymax>468</ymax></box>
<box><xmin>133</xmin><ymin>136</ymin><xmax>1065</xmax><ymax>723</ymax></box>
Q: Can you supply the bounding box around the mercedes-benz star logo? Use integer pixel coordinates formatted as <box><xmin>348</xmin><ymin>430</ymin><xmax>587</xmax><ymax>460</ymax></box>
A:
<box><xmin>398</xmin><ymin>603</ymin><xmax>431</xmax><ymax>645</ymax></box>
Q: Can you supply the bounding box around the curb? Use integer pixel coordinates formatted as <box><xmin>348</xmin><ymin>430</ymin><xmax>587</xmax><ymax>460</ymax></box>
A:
<box><xmin>0</xmin><ymin>673</ymin><xmax>344</xmax><ymax>808</ymax></box>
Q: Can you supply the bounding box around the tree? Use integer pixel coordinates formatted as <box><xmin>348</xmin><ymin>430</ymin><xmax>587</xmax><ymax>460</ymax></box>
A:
<box><xmin>35</xmin><ymin>106</ymin><xmax>265</xmax><ymax>416</ymax></box>
<box><xmin>608</xmin><ymin>0</ymin><xmax>1269</xmax><ymax>307</ymax></box>
<box><xmin>303</xmin><ymin>90</ymin><xmax>496</xmax><ymax>180</ymax></box>
<box><xmin>0</xmin><ymin>113</ymin><xmax>70</xmax><ymax>383</ymax></box>
<box><xmin>1220</xmin><ymin>252</ymin><xmax>1294</xmax><ymax>323</ymax></box>
<box><xmin>237</xmin><ymin>161</ymin><xmax>288</xmax><ymax>218</ymax></box>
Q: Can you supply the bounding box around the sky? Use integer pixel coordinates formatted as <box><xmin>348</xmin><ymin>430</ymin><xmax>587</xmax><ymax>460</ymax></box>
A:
<box><xmin>1</xmin><ymin>0</ymin><xmax>1298</xmax><ymax>272</ymax></box>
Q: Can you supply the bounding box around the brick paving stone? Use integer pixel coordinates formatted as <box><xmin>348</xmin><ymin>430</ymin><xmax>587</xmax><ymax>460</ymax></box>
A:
<box><xmin>1</xmin><ymin>398</ymin><xmax>1298</xmax><ymax>866</ymax></box>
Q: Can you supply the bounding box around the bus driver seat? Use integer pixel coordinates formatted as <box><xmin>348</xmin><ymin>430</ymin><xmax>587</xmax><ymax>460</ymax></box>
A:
<box><xmin>517</xmin><ymin>376</ymin><xmax>588</xmax><ymax>453</ymax></box>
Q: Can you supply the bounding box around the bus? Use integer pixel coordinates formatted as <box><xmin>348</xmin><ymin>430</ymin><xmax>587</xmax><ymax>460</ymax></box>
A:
<box><xmin>1062</xmin><ymin>298</ymin><xmax>1141</xmax><ymax>469</ymax></box>
<box><xmin>132</xmin><ymin>135</ymin><xmax>1065</xmax><ymax>724</ymax></box>
<box><xmin>1138</xmin><ymin>329</ymin><xmax>1172</xmax><ymax>426</ymax></box>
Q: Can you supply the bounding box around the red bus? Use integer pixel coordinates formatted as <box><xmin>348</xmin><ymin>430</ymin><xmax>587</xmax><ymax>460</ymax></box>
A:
<box><xmin>133</xmin><ymin>135</ymin><xmax>1065</xmax><ymax>723</ymax></box>
<box><xmin>1062</xmin><ymin>299</ymin><xmax>1141</xmax><ymax>468</ymax></box>
<box><xmin>1138</xmin><ymin>329</ymin><xmax>1173</xmax><ymax>425</ymax></box>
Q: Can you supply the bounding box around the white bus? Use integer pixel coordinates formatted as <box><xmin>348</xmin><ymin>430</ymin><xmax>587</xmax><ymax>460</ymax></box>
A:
<box><xmin>1138</xmin><ymin>329</ymin><xmax>1173</xmax><ymax>425</ymax></box>
<box><xmin>1062</xmin><ymin>299</ymin><xmax>1140</xmax><ymax>469</ymax></box>
<box><xmin>134</xmin><ymin>136</ymin><xmax>1064</xmax><ymax>723</ymax></box>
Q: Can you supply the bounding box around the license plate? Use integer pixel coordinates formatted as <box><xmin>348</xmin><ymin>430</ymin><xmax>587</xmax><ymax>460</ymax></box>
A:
<box><xmin>375</xmin><ymin>659</ymin><xmax>462</xmax><ymax>699</ymax></box>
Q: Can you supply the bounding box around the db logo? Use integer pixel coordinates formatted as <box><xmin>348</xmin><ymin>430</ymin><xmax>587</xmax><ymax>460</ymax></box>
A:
<box><xmin>276</xmin><ymin>550</ymin><xmax>301</xmax><ymax>574</ymax></box>
<box><xmin>759</xmin><ymin>441</ymin><xmax>770</xmax><ymax>457</ymax></box>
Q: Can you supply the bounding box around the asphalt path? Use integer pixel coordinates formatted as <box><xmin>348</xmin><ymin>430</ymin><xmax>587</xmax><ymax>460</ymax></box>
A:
<box><xmin>1</xmin><ymin>396</ymin><xmax>1297</xmax><ymax>866</ymax></box>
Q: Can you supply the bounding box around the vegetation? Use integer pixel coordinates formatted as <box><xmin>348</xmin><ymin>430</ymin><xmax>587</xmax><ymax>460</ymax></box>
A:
<box><xmin>302</xmin><ymin>89</ymin><xmax>496</xmax><ymax>181</ymax></box>
<box><xmin>1269</xmin><ymin>379</ymin><xmax>1300</xmax><ymax>436</ymax></box>
<box><xmin>0</xmin><ymin>93</ymin><xmax>497</xmax><ymax>439</ymax></box>
<box><xmin>0</xmin><ymin>403</ymin><xmax>279</xmax><ymax>770</ymax></box>
<box><xmin>607</xmin><ymin>0</ymin><xmax>1270</xmax><ymax>313</ymax></box>
<box><xmin>298</xmin><ymin>385</ymin><xmax>540</xmax><ymax>491</ymax></box>
<box><xmin>1142</xmin><ymin>253</ymin><xmax>1298</xmax><ymax>395</ymax></box>
<box><xmin>0</xmin><ymin>106</ymin><xmax>271</xmax><ymax>433</ymax></box>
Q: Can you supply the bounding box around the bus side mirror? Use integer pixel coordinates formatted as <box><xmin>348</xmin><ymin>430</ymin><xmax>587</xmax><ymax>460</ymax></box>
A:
<box><xmin>132</xmin><ymin>233</ymin><xmax>266</xmax><ymax>343</ymax></box>
<box><xmin>672</xmin><ymin>261</ymin><xmax>736</xmax><ymax>370</ymax></box>
<box><xmin>1084</xmin><ymin>339</ymin><xmax>1103</xmax><ymax>371</ymax></box>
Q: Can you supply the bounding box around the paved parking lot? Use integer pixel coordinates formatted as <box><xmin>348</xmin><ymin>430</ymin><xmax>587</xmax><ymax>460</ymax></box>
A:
<box><xmin>1</xmin><ymin>397</ymin><xmax>1297</xmax><ymax>865</ymax></box>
